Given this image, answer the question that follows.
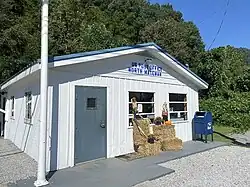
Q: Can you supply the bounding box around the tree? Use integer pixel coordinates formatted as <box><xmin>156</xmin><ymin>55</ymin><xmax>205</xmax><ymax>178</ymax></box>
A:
<box><xmin>236</xmin><ymin>66</ymin><xmax>250</xmax><ymax>92</ymax></box>
<box><xmin>74</xmin><ymin>23</ymin><xmax>128</xmax><ymax>52</ymax></box>
<box><xmin>0</xmin><ymin>0</ymin><xmax>40</xmax><ymax>82</ymax></box>
<box><xmin>140</xmin><ymin>18</ymin><xmax>205</xmax><ymax>69</ymax></box>
<box><xmin>198</xmin><ymin>46</ymin><xmax>245</xmax><ymax>97</ymax></box>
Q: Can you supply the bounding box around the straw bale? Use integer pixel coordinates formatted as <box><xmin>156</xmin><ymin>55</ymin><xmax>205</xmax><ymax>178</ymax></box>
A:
<box><xmin>136</xmin><ymin>118</ymin><xmax>151</xmax><ymax>134</ymax></box>
<box><xmin>133</xmin><ymin>118</ymin><xmax>151</xmax><ymax>146</ymax></box>
<box><xmin>160</xmin><ymin>138</ymin><xmax>183</xmax><ymax>151</ymax></box>
<box><xmin>153</xmin><ymin>125</ymin><xmax>176</xmax><ymax>141</ymax></box>
<box><xmin>133</xmin><ymin>127</ymin><xmax>146</xmax><ymax>146</ymax></box>
<box><xmin>137</xmin><ymin>142</ymin><xmax>161</xmax><ymax>157</ymax></box>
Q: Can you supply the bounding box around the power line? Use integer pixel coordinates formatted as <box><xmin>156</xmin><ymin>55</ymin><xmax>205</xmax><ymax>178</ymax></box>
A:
<box><xmin>199</xmin><ymin>10</ymin><xmax>217</xmax><ymax>25</ymax></box>
<box><xmin>207</xmin><ymin>0</ymin><xmax>230</xmax><ymax>50</ymax></box>
<box><xmin>198</xmin><ymin>4</ymin><xmax>226</xmax><ymax>25</ymax></box>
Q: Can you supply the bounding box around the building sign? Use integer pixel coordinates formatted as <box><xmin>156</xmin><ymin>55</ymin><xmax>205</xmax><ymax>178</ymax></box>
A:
<box><xmin>128</xmin><ymin>61</ymin><xmax>162</xmax><ymax>77</ymax></box>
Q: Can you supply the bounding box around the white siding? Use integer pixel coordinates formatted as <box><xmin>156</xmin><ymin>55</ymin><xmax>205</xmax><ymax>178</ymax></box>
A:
<box><xmin>4</xmin><ymin>80</ymin><xmax>41</xmax><ymax>160</ymax></box>
<box><xmin>4</xmin><ymin>72</ymin><xmax>53</xmax><ymax>171</ymax></box>
<box><xmin>50</xmin><ymin>54</ymin><xmax>200</xmax><ymax>169</ymax></box>
<box><xmin>4</xmin><ymin>54</ymin><xmax>200</xmax><ymax>171</ymax></box>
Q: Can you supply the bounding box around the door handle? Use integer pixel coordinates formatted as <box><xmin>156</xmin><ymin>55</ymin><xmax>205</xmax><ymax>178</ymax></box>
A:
<box><xmin>100</xmin><ymin>122</ymin><xmax>105</xmax><ymax>128</ymax></box>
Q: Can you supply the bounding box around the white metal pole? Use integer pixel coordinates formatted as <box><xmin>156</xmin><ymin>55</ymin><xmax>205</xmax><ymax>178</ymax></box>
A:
<box><xmin>34</xmin><ymin>0</ymin><xmax>49</xmax><ymax>186</ymax></box>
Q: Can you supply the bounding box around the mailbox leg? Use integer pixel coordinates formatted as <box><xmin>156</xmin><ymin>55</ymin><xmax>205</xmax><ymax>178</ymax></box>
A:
<box><xmin>211</xmin><ymin>133</ymin><xmax>214</xmax><ymax>142</ymax></box>
<box><xmin>205</xmin><ymin>135</ymin><xmax>207</xmax><ymax>143</ymax></box>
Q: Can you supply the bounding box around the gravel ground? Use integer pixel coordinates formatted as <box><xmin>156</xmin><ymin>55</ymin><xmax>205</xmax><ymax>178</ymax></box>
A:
<box><xmin>0</xmin><ymin>139</ymin><xmax>20</xmax><ymax>156</ymax></box>
<box><xmin>135</xmin><ymin>146</ymin><xmax>250</xmax><ymax>187</ymax></box>
<box><xmin>0</xmin><ymin>139</ymin><xmax>37</xmax><ymax>185</ymax></box>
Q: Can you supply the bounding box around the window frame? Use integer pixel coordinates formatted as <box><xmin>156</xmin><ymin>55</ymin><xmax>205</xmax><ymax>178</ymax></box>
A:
<box><xmin>24</xmin><ymin>91</ymin><xmax>32</xmax><ymax>124</ymax></box>
<box><xmin>10</xmin><ymin>96</ymin><xmax>15</xmax><ymax>119</ymax></box>
<box><xmin>168</xmin><ymin>93</ymin><xmax>188</xmax><ymax>122</ymax></box>
<box><xmin>128</xmin><ymin>91</ymin><xmax>155</xmax><ymax>127</ymax></box>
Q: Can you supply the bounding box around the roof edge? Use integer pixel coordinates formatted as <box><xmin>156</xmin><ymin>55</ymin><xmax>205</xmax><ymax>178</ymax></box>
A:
<box><xmin>1</xmin><ymin>42</ymin><xmax>208</xmax><ymax>90</ymax></box>
<box><xmin>49</xmin><ymin>43</ymin><xmax>156</xmax><ymax>62</ymax></box>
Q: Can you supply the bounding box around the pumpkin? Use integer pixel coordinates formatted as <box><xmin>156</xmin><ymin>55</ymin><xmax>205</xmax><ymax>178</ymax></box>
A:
<box><xmin>164</xmin><ymin>120</ymin><xmax>172</xmax><ymax>126</ymax></box>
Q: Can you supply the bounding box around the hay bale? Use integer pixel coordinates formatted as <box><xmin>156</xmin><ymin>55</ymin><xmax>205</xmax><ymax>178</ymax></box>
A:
<box><xmin>153</xmin><ymin>125</ymin><xmax>176</xmax><ymax>141</ymax></box>
<box><xmin>160</xmin><ymin>138</ymin><xmax>183</xmax><ymax>151</ymax></box>
<box><xmin>133</xmin><ymin>118</ymin><xmax>151</xmax><ymax>146</ymax></box>
<box><xmin>136</xmin><ymin>118</ymin><xmax>151</xmax><ymax>134</ymax></box>
<box><xmin>137</xmin><ymin>142</ymin><xmax>161</xmax><ymax>157</ymax></box>
<box><xmin>133</xmin><ymin>126</ymin><xmax>146</xmax><ymax>146</ymax></box>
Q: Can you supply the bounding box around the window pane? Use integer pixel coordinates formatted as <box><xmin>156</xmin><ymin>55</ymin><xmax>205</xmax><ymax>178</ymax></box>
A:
<box><xmin>28</xmin><ymin>103</ymin><xmax>32</xmax><ymax>119</ymax></box>
<box><xmin>3</xmin><ymin>97</ymin><xmax>6</xmax><ymax>110</ymax></box>
<box><xmin>129</xmin><ymin>115</ymin><xmax>155</xmax><ymax>127</ymax></box>
<box><xmin>129</xmin><ymin>103</ymin><xmax>154</xmax><ymax>114</ymax></box>
<box><xmin>129</xmin><ymin>118</ymin><xmax>133</xmax><ymax>127</ymax></box>
<box><xmin>129</xmin><ymin>103</ymin><xmax>133</xmax><ymax>114</ymax></box>
<box><xmin>169</xmin><ymin>93</ymin><xmax>186</xmax><ymax>102</ymax></box>
<box><xmin>170</xmin><ymin>112</ymin><xmax>188</xmax><ymax>121</ymax></box>
<box><xmin>11</xmin><ymin>96</ymin><xmax>14</xmax><ymax>117</ymax></box>
<box><xmin>142</xmin><ymin>103</ymin><xmax>154</xmax><ymax>113</ymax></box>
<box><xmin>87</xmin><ymin>98</ymin><xmax>96</xmax><ymax>109</ymax></box>
<box><xmin>25</xmin><ymin>108</ymin><xmax>28</xmax><ymax>119</ymax></box>
<box><xmin>169</xmin><ymin>103</ymin><xmax>187</xmax><ymax>112</ymax></box>
<box><xmin>11</xmin><ymin>97</ymin><xmax>14</xmax><ymax>110</ymax></box>
<box><xmin>129</xmin><ymin>92</ymin><xmax>154</xmax><ymax>102</ymax></box>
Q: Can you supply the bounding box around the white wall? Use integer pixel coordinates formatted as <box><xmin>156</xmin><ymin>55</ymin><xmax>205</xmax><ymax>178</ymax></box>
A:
<box><xmin>4</xmin><ymin>53</ymin><xmax>200</xmax><ymax>172</ymax></box>
<box><xmin>49</xmin><ymin>54</ymin><xmax>200</xmax><ymax>170</ymax></box>
<box><xmin>4</xmin><ymin>71</ymin><xmax>53</xmax><ymax>171</ymax></box>
<box><xmin>4</xmin><ymin>77</ymin><xmax>40</xmax><ymax>157</ymax></box>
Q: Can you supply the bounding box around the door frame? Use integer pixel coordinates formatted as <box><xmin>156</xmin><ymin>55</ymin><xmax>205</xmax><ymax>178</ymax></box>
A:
<box><xmin>69</xmin><ymin>83</ymin><xmax>109</xmax><ymax>167</ymax></box>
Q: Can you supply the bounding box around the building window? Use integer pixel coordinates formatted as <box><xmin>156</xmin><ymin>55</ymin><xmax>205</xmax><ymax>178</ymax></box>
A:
<box><xmin>128</xmin><ymin>92</ymin><xmax>155</xmax><ymax>127</ymax></box>
<box><xmin>10</xmin><ymin>96</ymin><xmax>15</xmax><ymax>118</ymax></box>
<box><xmin>169</xmin><ymin>93</ymin><xmax>188</xmax><ymax>121</ymax></box>
<box><xmin>87</xmin><ymin>98</ymin><xmax>97</xmax><ymax>109</ymax></box>
<box><xmin>25</xmin><ymin>92</ymin><xmax>32</xmax><ymax>123</ymax></box>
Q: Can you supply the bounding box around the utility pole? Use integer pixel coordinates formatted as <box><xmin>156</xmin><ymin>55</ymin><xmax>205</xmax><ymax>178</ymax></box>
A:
<box><xmin>34</xmin><ymin>0</ymin><xmax>49</xmax><ymax>186</ymax></box>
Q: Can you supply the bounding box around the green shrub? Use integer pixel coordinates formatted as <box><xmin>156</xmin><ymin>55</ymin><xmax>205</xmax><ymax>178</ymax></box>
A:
<box><xmin>200</xmin><ymin>92</ymin><xmax>250</xmax><ymax>133</ymax></box>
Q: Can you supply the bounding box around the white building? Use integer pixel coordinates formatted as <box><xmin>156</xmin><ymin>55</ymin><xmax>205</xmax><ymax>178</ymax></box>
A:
<box><xmin>0</xmin><ymin>43</ymin><xmax>208</xmax><ymax>171</ymax></box>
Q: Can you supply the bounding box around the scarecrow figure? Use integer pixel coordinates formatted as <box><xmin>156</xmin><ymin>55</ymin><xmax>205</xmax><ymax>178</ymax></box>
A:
<box><xmin>131</xmin><ymin>97</ymin><xmax>138</xmax><ymax>118</ymax></box>
<box><xmin>162</xmin><ymin>102</ymin><xmax>168</xmax><ymax>121</ymax></box>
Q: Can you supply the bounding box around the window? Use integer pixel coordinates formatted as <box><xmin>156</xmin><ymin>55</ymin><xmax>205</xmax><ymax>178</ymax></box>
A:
<box><xmin>10</xmin><ymin>96</ymin><xmax>15</xmax><ymax>118</ymax></box>
<box><xmin>169</xmin><ymin>93</ymin><xmax>187</xmax><ymax>121</ymax></box>
<box><xmin>128</xmin><ymin>92</ymin><xmax>155</xmax><ymax>127</ymax></box>
<box><xmin>87</xmin><ymin>98</ymin><xmax>97</xmax><ymax>109</ymax></box>
<box><xmin>25</xmin><ymin>92</ymin><xmax>32</xmax><ymax>123</ymax></box>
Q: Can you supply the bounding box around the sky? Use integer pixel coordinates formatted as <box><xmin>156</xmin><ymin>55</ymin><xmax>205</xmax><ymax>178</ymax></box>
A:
<box><xmin>149</xmin><ymin>0</ymin><xmax>250</xmax><ymax>49</ymax></box>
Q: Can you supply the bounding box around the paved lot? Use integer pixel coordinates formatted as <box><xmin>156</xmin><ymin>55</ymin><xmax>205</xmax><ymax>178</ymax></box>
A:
<box><xmin>135</xmin><ymin>146</ymin><xmax>250</xmax><ymax>187</ymax></box>
<box><xmin>0</xmin><ymin>138</ymin><xmax>37</xmax><ymax>185</ymax></box>
<box><xmin>7</xmin><ymin>141</ymin><xmax>226</xmax><ymax>187</ymax></box>
<box><xmin>231</xmin><ymin>131</ymin><xmax>250</xmax><ymax>145</ymax></box>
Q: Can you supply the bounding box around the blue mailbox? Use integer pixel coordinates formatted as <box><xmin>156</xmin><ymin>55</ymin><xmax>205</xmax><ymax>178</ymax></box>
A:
<box><xmin>193</xmin><ymin>111</ymin><xmax>213</xmax><ymax>143</ymax></box>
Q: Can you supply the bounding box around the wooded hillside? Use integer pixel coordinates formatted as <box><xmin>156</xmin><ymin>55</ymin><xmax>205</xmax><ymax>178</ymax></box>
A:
<box><xmin>0</xmin><ymin>0</ymin><xmax>249</xmax><ymax>132</ymax></box>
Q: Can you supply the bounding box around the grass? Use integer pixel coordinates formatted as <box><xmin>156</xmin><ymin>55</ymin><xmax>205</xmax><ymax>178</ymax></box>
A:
<box><xmin>213</xmin><ymin>125</ymin><xmax>236</xmax><ymax>143</ymax></box>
